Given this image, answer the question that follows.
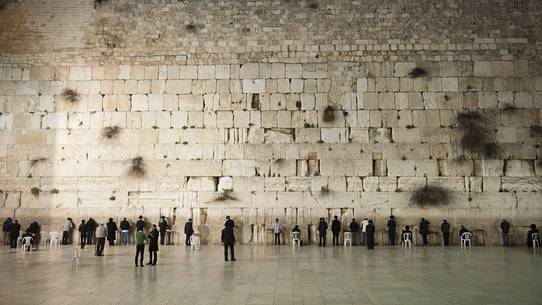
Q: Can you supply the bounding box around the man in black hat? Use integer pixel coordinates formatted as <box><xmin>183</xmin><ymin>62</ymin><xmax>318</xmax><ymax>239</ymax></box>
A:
<box><xmin>184</xmin><ymin>218</ymin><xmax>194</xmax><ymax>246</ymax></box>
<box><xmin>387</xmin><ymin>215</ymin><xmax>397</xmax><ymax>246</ymax></box>
<box><xmin>159</xmin><ymin>216</ymin><xmax>168</xmax><ymax>245</ymax></box>
<box><xmin>349</xmin><ymin>218</ymin><xmax>359</xmax><ymax>245</ymax></box>
<box><xmin>317</xmin><ymin>218</ymin><xmax>328</xmax><ymax>247</ymax></box>
<box><xmin>136</xmin><ymin>215</ymin><xmax>145</xmax><ymax>232</ymax></box>
<box><xmin>366</xmin><ymin>220</ymin><xmax>376</xmax><ymax>250</ymax></box>
<box><xmin>441</xmin><ymin>220</ymin><xmax>451</xmax><ymax>246</ymax></box>
<box><xmin>222</xmin><ymin>216</ymin><xmax>236</xmax><ymax>261</ymax></box>
<box><xmin>331</xmin><ymin>215</ymin><xmax>341</xmax><ymax>246</ymax></box>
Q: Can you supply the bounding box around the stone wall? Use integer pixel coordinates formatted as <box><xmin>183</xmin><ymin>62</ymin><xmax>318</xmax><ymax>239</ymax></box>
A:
<box><xmin>0</xmin><ymin>0</ymin><xmax>541</xmax><ymax>245</ymax></box>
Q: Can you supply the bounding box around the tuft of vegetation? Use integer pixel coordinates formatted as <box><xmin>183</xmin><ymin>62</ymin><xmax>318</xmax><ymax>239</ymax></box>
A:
<box><xmin>128</xmin><ymin>156</ymin><xmax>145</xmax><ymax>178</ymax></box>
<box><xmin>215</xmin><ymin>188</ymin><xmax>238</xmax><ymax>202</ymax></box>
<box><xmin>304</xmin><ymin>122</ymin><xmax>315</xmax><ymax>128</ymax></box>
<box><xmin>30</xmin><ymin>157</ymin><xmax>47</xmax><ymax>167</ymax></box>
<box><xmin>101</xmin><ymin>126</ymin><xmax>121</xmax><ymax>139</ymax></box>
<box><xmin>30</xmin><ymin>187</ymin><xmax>41</xmax><ymax>197</ymax></box>
<box><xmin>410</xmin><ymin>185</ymin><xmax>451</xmax><ymax>207</ymax></box>
<box><xmin>408</xmin><ymin>67</ymin><xmax>428</xmax><ymax>78</ymax></box>
<box><xmin>51</xmin><ymin>188</ymin><xmax>59</xmax><ymax>194</ymax></box>
<box><xmin>109</xmin><ymin>196</ymin><xmax>116</xmax><ymax>201</ymax></box>
<box><xmin>323</xmin><ymin>105</ymin><xmax>336</xmax><ymax>123</ymax></box>
<box><xmin>307</xmin><ymin>1</ymin><xmax>319</xmax><ymax>9</ymax></box>
<box><xmin>185</xmin><ymin>23</ymin><xmax>204</xmax><ymax>32</ymax></box>
<box><xmin>455</xmin><ymin>111</ymin><xmax>500</xmax><ymax>159</ymax></box>
<box><xmin>61</xmin><ymin>88</ymin><xmax>79</xmax><ymax>103</ymax></box>
<box><xmin>320</xmin><ymin>186</ymin><xmax>330</xmax><ymax>194</ymax></box>
<box><xmin>94</xmin><ymin>0</ymin><xmax>110</xmax><ymax>9</ymax></box>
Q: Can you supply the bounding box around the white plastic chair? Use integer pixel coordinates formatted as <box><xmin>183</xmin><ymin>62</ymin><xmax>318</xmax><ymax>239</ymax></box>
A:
<box><xmin>49</xmin><ymin>231</ymin><xmax>60</xmax><ymax>247</ymax></box>
<box><xmin>20</xmin><ymin>236</ymin><xmax>33</xmax><ymax>256</ymax></box>
<box><xmin>70</xmin><ymin>248</ymin><xmax>81</xmax><ymax>269</ymax></box>
<box><xmin>460</xmin><ymin>232</ymin><xmax>472</xmax><ymax>247</ymax></box>
<box><xmin>292</xmin><ymin>232</ymin><xmax>300</xmax><ymax>249</ymax></box>
<box><xmin>40</xmin><ymin>231</ymin><xmax>48</xmax><ymax>246</ymax></box>
<box><xmin>344</xmin><ymin>232</ymin><xmax>352</xmax><ymax>247</ymax></box>
<box><xmin>402</xmin><ymin>233</ymin><xmax>412</xmax><ymax>248</ymax></box>
<box><xmin>533</xmin><ymin>233</ymin><xmax>540</xmax><ymax>248</ymax></box>
<box><xmin>190</xmin><ymin>234</ymin><xmax>201</xmax><ymax>250</ymax></box>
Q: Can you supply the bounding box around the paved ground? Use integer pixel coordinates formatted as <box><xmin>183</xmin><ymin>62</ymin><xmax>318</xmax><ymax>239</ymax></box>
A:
<box><xmin>0</xmin><ymin>244</ymin><xmax>540</xmax><ymax>305</ymax></box>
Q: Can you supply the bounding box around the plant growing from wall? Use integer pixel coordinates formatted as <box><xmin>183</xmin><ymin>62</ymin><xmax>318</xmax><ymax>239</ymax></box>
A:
<box><xmin>30</xmin><ymin>187</ymin><xmax>40</xmax><ymax>197</ymax></box>
<box><xmin>323</xmin><ymin>105</ymin><xmax>336</xmax><ymax>123</ymax></box>
<box><xmin>101</xmin><ymin>126</ymin><xmax>121</xmax><ymax>139</ymax></box>
<box><xmin>51</xmin><ymin>188</ymin><xmax>59</xmax><ymax>194</ymax></box>
<box><xmin>455</xmin><ymin>110</ymin><xmax>501</xmax><ymax>159</ymax></box>
<box><xmin>320</xmin><ymin>186</ymin><xmax>330</xmax><ymax>195</ymax></box>
<box><xmin>408</xmin><ymin>67</ymin><xmax>428</xmax><ymax>78</ymax></box>
<box><xmin>94</xmin><ymin>0</ymin><xmax>110</xmax><ymax>9</ymax></box>
<box><xmin>61</xmin><ymin>88</ymin><xmax>79</xmax><ymax>103</ymax></box>
<box><xmin>128</xmin><ymin>156</ymin><xmax>145</xmax><ymax>178</ymax></box>
<box><xmin>215</xmin><ymin>188</ymin><xmax>237</xmax><ymax>202</ymax></box>
<box><xmin>30</xmin><ymin>157</ymin><xmax>47</xmax><ymax>167</ymax></box>
<box><xmin>410</xmin><ymin>185</ymin><xmax>451</xmax><ymax>207</ymax></box>
<box><xmin>306</xmin><ymin>1</ymin><xmax>319</xmax><ymax>9</ymax></box>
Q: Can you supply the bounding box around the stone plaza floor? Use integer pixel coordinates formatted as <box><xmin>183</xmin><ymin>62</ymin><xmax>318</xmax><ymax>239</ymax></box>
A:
<box><xmin>0</xmin><ymin>244</ymin><xmax>540</xmax><ymax>305</ymax></box>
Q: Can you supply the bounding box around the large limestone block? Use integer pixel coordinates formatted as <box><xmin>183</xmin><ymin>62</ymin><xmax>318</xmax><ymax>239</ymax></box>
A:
<box><xmin>469</xmin><ymin>193</ymin><xmax>516</xmax><ymax>209</ymax></box>
<box><xmin>505</xmin><ymin>160</ymin><xmax>534</xmax><ymax>177</ymax></box>
<box><xmin>187</xmin><ymin>177</ymin><xmax>217</xmax><ymax>191</ymax></box>
<box><xmin>302</xmin><ymin>64</ymin><xmax>327</xmax><ymax>78</ymax></box>
<box><xmin>516</xmin><ymin>193</ymin><xmax>542</xmax><ymax>209</ymax></box>
<box><xmin>165</xmin><ymin>80</ymin><xmax>192</xmax><ymax>94</ymax></box>
<box><xmin>232</xmin><ymin>177</ymin><xmax>264</xmax><ymax>192</ymax></box>
<box><xmin>156</xmin><ymin>177</ymin><xmax>187</xmax><ymax>192</ymax></box>
<box><xmin>276</xmin><ymin>192</ymin><xmax>304</xmax><ymax>208</ymax></box>
<box><xmin>501</xmin><ymin>177</ymin><xmax>542</xmax><ymax>192</ymax></box>
<box><xmin>320</xmin><ymin>159</ymin><xmax>372</xmax><ymax>176</ymax></box>
<box><xmin>242</xmin><ymin>79</ymin><xmax>265</xmax><ymax>93</ymax></box>
<box><xmin>474</xmin><ymin>160</ymin><xmax>504</xmax><ymax>177</ymax></box>
<box><xmin>239</xmin><ymin>63</ymin><xmax>259</xmax><ymax>79</ymax></box>
<box><xmin>223</xmin><ymin>160</ymin><xmax>255</xmax><ymax>176</ymax></box>
<box><xmin>387</xmin><ymin>160</ymin><xmax>416</xmax><ymax>176</ymax></box>
<box><xmin>285</xmin><ymin>177</ymin><xmax>310</xmax><ymax>192</ymax></box>
<box><xmin>427</xmin><ymin>177</ymin><xmax>465</xmax><ymax>192</ymax></box>
<box><xmin>397</xmin><ymin>177</ymin><xmax>426</xmax><ymax>191</ymax></box>
<box><xmin>69</xmin><ymin>67</ymin><xmax>92</xmax><ymax>80</ymax></box>
<box><xmin>168</xmin><ymin>160</ymin><xmax>222</xmax><ymax>176</ymax></box>
<box><xmin>178</xmin><ymin>94</ymin><xmax>203</xmax><ymax>110</ymax></box>
<box><xmin>392</xmin><ymin>128</ymin><xmax>420</xmax><ymax>143</ymax></box>
<box><xmin>128</xmin><ymin>191</ymin><xmax>182</xmax><ymax>208</ymax></box>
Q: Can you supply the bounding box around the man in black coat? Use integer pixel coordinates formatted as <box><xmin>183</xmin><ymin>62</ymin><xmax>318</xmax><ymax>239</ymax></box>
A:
<box><xmin>86</xmin><ymin>218</ymin><xmax>96</xmax><ymax>245</ymax></box>
<box><xmin>120</xmin><ymin>218</ymin><xmax>131</xmax><ymax>245</ymax></box>
<box><xmin>159</xmin><ymin>216</ymin><xmax>168</xmax><ymax>245</ymax></box>
<box><xmin>331</xmin><ymin>215</ymin><xmax>341</xmax><ymax>246</ymax></box>
<box><xmin>349</xmin><ymin>218</ymin><xmax>359</xmax><ymax>246</ymax></box>
<box><xmin>419</xmin><ymin>218</ymin><xmax>430</xmax><ymax>246</ymax></box>
<box><xmin>387</xmin><ymin>215</ymin><xmax>397</xmax><ymax>246</ymax></box>
<box><xmin>317</xmin><ymin>218</ymin><xmax>328</xmax><ymax>247</ymax></box>
<box><xmin>27</xmin><ymin>221</ymin><xmax>41</xmax><ymax>249</ymax></box>
<box><xmin>500</xmin><ymin>219</ymin><xmax>511</xmax><ymax>247</ymax></box>
<box><xmin>441</xmin><ymin>220</ymin><xmax>451</xmax><ymax>246</ymax></box>
<box><xmin>9</xmin><ymin>219</ymin><xmax>20</xmax><ymax>249</ymax></box>
<box><xmin>366</xmin><ymin>220</ymin><xmax>376</xmax><ymax>250</ymax></box>
<box><xmin>106</xmin><ymin>218</ymin><xmax>118</xmax><ymax>246</ymax></box>
<box><xmin>136</xmin><ymin>215</ymin><xmax>145</xmax><ymax>232</ymax></box>
<box><xmin>184</xmin><ymin>218</ymin><xmax>194</xmax><ymax>246</ymax></box>
<box><xmin>79</xmin><ymin>220</ymin><xmax>87</xmax><ymax>249</ymax></box>
<box><xmin>3</xmin><ymin>217</ymin><xmax>12</xmax><ymax>245</ymax></box>
<box><xmin>147</xmin><ymin>224</ymin><xmax>159</xmax><ymax>265</ymax></box>
<box><xmin>222</xmin><ymin>217</ymin><xmax>236</xmax><ymax>261</ymax></box>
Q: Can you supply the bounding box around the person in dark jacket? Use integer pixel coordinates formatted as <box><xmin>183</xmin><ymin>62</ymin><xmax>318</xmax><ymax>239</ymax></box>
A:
<box><xmin>419</xmin><ymin>218</ymin><xmax>430</xmax><ymax>246</ymax></box>
<box><xmin>27</xmin><ymin>221</ymin><xmax>41</xmax><ymax>249</ymax></box>
<box><xmin>184</xmin><ymin>218</ymin><xmax>194</xmax><ymax>246</ymax></box>
<box><xmin>136</xmin><ymin>215</ymin><xmax>145</xmax><ymax>232</ymax></box>
<box><xmin>387</xmin><ymin>215</ymin><xmax>397</xmax><ymax>246</ymax></box>
<box><xmin>366</xmin><ymin>220</ymin><xmax>376</xmax><ymax>250</ymax></box>
<box><xmin>106</xmin><ymin>218</ymin><xmax>118</xmax><ymax>246</ymax></box>
<box><xmin>78</xmin><ymin>220</ymin><xmax>87</xmax><ymax>249</ymax></box>
<box><xmin>9</xmin><ymin>219</ymin><xmax>20</xmax><ymax>249</ymax></box>
<box><xmin>441</xmin><ymin>220</ymin><xmax>451</xmax><ymax>246</ymax></box>
<box><xmin>331</xmin><ymin>215</ymin><xmax>341</xmax><ymax>246</ymax></box>
<box><xmin>349</xmin><ymin>218</ymin><xmax>359</xmax><ymax>246</ymax></box>
<box><xmin>527</xmin><ymin>224</ymin><xmax>539</xmax><ymax>247</ymax></box>
<box><xmin>317</xmin><ymin>218</ymin><xmax>328</xmax><ymax>247</ymax></box>
<box><xmin>459</xmin><ymin>225</ymin><xmax>469</xmax><ymax>238</ymax></box>
<box><xmin>147</xmin><ymin>224</ymin><xmax>159</xmax><ymax>265</ymax></box>
<box><xmin>222</xmin><ymin>217</ymin><xmax>236</xmax><ymax>261</ymax></box>
<box><xmin>500</xmin><ymin>219</ymin><xmax>511</xmax><ymax>247</ymax></box>
<box><xmin>86</xmin><ymin>218</ymin><xmax>96</xmax><ymax>245</ymax></box>
<box><xmin>120</xmin><ymin>218</ymin><xmax>131</xmax><ymax>245</ymax></box>
<box><xmin>159</xmin><ymin>216</ymin><xmax>168</xmax><ymax>245</ymax></box>
<box><xmin>3</xmin><ymin>217</ymin><xmax>12</xmax><ymax>245</ymax></box>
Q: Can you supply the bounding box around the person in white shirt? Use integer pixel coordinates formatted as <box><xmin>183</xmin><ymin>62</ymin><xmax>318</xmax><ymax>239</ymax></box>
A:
<box><xmin>273</xmin><ymin>219</ymin><xmax>281</xmax><ymax>245</ymax></box>
<box><xmin>361</xmin><ymin>218</ymin><xmax>369</xmax><ymax>246</ymax></box>
<box><xmin>62</xmin><ymin>217</ymin><xmax>73</xmax><ymax>245</ymax></box>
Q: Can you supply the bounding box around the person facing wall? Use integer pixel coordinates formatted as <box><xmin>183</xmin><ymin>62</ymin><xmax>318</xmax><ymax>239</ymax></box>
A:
<box><xmin>317</xmin><ymin>218</ymin><xmax>328</xmax><ymax>247</ymax></box>
<box><xmin>273</xmin><ymin>219</ymin><xmax>281</xmax><ymax>245</ymax></box>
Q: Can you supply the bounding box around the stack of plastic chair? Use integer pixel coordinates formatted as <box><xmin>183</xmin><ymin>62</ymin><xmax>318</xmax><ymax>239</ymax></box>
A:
<box><xmin>190</xmin><ymin>234</ymin><xmax>201</xmax><ymax>250</ymax></box>
<box><xmin>49</xmin><ymin>231</ymin><xmax>60</xmax><ymax>247</ymax></box>
<box><xmin>291</xmin><ymin>232</ymin><xmax>300</xmax><ymax>249</ymax></box>
<box><xmin>402</xmin><ymin>233</ymin><xmax>412</xmax><ymax>248</ymax></box>
<box><xmin>343</xmin><ymin>232</ymin><xmax>352</xmax><ymax>247</ymax></box>
<box><xmin>460</xmin><ymin>232</ymin><xmax>472</xmax><ymax>248</ymax></box>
